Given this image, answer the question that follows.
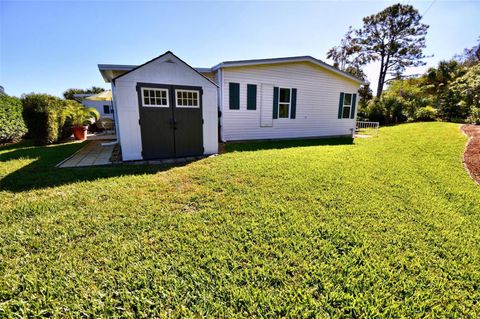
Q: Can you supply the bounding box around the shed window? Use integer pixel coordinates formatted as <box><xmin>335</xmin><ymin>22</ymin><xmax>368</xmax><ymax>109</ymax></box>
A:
<box><xmin>342</xmin><ymin>93</ymin><xmax>352</xmax><ymax>119</ymax></box>
<box><xmin>103</xmin><ymin>105</ymin><xmax>110</xmax><ymax>114</ymax></box>
<box><xmin>142</xmin><ymin>88</ymin><xmax>169</xmax><ymax>107</ymax></box>
<box><xmin>278</xmin><ymin>88</ymin><xmax>291</xmax><ymax>118</ymax></box>
<box><xmin>176</xmin><ymin>90</ymin><xmax>199</xmax><ymax>108</ymax></box>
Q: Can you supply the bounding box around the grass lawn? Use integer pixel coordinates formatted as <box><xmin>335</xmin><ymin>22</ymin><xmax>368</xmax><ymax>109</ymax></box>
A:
<box><xmin>0</xmin><ymin>122</ymin><xmax>479</xmax><ymax>317</ymax></box>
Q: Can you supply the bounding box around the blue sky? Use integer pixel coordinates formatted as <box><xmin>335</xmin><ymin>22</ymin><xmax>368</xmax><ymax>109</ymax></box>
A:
<box><xmin>1</xmin><ymin>0</ymin><xmax>478</xmax><ymax>97</ymax></box>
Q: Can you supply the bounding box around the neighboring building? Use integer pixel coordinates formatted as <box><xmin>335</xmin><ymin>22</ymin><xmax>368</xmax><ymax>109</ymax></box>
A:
<box><xmin>73</xmin><ymin>92</ymin><xmax>114</xmax><ymax>120</ymax></box>
<box><xmin>99</xmin><ymin>51</ymin><xmax>364</xmax><ymax>161</ymax></box>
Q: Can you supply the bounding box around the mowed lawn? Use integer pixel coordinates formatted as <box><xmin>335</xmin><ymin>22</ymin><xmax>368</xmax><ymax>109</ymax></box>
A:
<box><xmin>0</xmin><ymin>122</ymin><xmax>479</xmax><ymax>318</ymax></box>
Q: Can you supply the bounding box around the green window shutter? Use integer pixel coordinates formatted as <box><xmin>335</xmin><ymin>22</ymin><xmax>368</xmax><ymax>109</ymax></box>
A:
<box><xmin>350</xmin><ymin>93</ymin><xmax>357</xmax><ymax>119</ymax></box>
<box><xmin>290</xmin><ymin>88</ymin><xmax>297</xmax><ymax>119</ymax></box>
<box><xmin>338</xmin><ymin>92</ymin><xmax>344</xmax><ymax>119</ymax></box>
<box><xmin>273</xmin><ymin>87</ymin><xmax>279</xmax><ymax>119</ymax></box>
<box><xmin>229</xmin><ymin>83</ymin><xmax>240</xmax><ymax>110</ymax></box>
<box><xmin>247</xmin><ymin>84</ymin><xmax>257</xmax><ymax>110</ymax></box>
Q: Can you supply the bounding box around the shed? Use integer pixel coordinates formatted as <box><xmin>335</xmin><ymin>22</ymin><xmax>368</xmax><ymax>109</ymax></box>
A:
<box><xmin>101</xmin><ymin>51</ymin><xmax>219</xmax><ymax>161</ymax></box>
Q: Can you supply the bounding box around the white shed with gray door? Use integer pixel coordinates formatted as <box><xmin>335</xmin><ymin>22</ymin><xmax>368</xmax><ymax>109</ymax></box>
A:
<box><xmin>102</xmin><ymin>52</ymin><xmax>218</xmax><ymax>161</ymax></box>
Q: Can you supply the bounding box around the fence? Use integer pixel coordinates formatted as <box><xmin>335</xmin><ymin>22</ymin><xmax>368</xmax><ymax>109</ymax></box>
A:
<box><xmin>356</xmin><ymin>121</ymin><xmax>380</xmax><ymax>136</ymax></box>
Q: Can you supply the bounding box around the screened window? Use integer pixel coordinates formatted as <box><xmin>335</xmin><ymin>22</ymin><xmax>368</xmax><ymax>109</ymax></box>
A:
<box><xmin>342</xmin><ymin>93</ymin><xmax>352</xmax><ymax>119</ymax></box>
<box><xmin>278</xmin><ymin>88</ymin><xmax>291</xmax><ymax>118</ymax></box>
<box><xmin>176</xmin><ymin>90</ymin><xmax>199</xmax><ymax>108</ymax></box>
<box><xmin>142</xmin><ymin>88</ymin><xmax>169</xmax><ymax>107</ymax></box>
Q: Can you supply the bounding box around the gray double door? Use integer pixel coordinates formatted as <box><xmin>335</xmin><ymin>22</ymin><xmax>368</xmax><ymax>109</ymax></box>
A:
<box><xmin>137</xmin><ymin>83</ymin><xmax>203</xmax><ymax>160</ymax></box>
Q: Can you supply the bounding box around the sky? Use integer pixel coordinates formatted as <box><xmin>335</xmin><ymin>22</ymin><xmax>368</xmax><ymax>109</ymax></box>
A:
<box><xmin>0</xmin><ymin>0</ymin><xmax>479</xmax><ymax>97</ymax></box>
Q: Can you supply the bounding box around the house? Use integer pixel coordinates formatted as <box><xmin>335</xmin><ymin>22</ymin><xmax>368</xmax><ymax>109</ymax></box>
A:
<box><xmin>98</xmin><ymin>51</ymin><xmax>364</xmax><ymax>161</ymax></box>
<box><xmin>73</xmin><ymin>92</ymin><xmax>114</xmax><ymax>120</ymax></box>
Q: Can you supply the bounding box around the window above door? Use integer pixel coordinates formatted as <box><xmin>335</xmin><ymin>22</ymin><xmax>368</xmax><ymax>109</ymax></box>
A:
<box><xmin>175</xmin><ymin>89</ymin><xmax>200</xmax><ymax>108</ymax></box>
<box><xmin>141</xmin><ymin>88</ymin><xmax>169</xmax><ymax>107</ymax></box>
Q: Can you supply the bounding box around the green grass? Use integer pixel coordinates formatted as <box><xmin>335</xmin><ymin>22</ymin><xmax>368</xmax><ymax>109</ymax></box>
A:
<box><xmin>0</xmin><ymin>122</ymin><xmax>479</xmax><ymax>318</ymax></box>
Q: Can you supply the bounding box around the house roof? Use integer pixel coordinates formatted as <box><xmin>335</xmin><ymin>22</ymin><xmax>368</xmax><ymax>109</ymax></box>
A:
<box><xmin>98</xmin><ymin>53</ymin><xmax>366</xmax><ymax>85</ymax></box>
<box><xmin>211</xmin><ymin>55</ymin><xmax>366</xmax><ymax>84</ymax></box>
<box><xmin>98</xmin><ymin>51</ymin><xmax>218</xmax><ymax>87</ymax></box>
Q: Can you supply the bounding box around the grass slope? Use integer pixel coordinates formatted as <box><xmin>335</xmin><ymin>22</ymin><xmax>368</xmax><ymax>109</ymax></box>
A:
<box><xmin>0</xmin><ymin>122</ymin><xmax>479</xmax><ymax>318</ymax></box>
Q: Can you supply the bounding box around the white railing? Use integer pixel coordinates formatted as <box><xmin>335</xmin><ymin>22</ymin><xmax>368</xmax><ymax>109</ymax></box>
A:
<box><xmin>356</xmin><ymin>121</ymin><xmax>380</xmax><ymax>136</ymax></box>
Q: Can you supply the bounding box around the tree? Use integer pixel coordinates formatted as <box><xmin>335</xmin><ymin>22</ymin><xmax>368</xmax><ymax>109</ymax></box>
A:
<box><xmin>455</xmin><ymin>37</ymin><xmax>480</xmax><ymax>67</ymax></box>
<box><xmin>451</xmin><ymin>63</ymin><xmax>480</xmax><ymax>109</ymax></box>
<box><xmin>328</xmin><ymin>3</ymin><xmax>429</xmax><ymax>98</ymax></box>
<box><xmin>422</xmin><ymin>60</ymin><xmax>466</xmax><ymax>120</ymax></box>
<box><xmin>63</xmin><ymin>86</ymin><xmax>106</xmax><ymax>101</ymax></box>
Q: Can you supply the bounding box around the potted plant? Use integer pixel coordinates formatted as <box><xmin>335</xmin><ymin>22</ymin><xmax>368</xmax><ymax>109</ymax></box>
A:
<box><xmin>67</xmin><ymin>105</ymin><xmax>100</xmax><ymax>140</ymax></box>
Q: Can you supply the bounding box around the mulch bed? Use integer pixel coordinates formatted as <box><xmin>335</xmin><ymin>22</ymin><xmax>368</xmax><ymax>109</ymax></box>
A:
<box><xmin>461</xmin><ymin>124</ymin><xmax>480</xmax><ymax>184</ymax></box>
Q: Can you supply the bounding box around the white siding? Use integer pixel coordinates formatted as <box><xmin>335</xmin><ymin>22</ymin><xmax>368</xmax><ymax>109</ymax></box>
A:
<box><xmin>220</xmin><ymin>62</ymin><xmax>360</xmax><ymax>141</ymax></box>
<box><xmin>80</xmin><ymin>99</ymin><xmax>113</xmax><ymax>119</ymax></box>
<box><xmin>113</xmin><ymin>53</ymin><xmax>218</xmax><ymax>161</ymax></box>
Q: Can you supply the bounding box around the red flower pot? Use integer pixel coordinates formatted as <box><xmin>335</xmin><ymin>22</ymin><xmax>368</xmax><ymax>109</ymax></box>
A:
<box><xmin>73</xmin><ymin>126</ymin><xmax>88</xmax><ymax>140</ymax></box>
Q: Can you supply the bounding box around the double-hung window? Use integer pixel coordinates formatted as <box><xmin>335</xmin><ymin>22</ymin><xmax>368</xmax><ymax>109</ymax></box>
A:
<box><xmin>278</xmin><ymin>88</ymin><xmax>291</xmax><ymax>118</ymax></box>
<box><xmin>176</xmin><ymin>89</ymin><xmax>199</xmax><ymax>108</ymax></box>
<box><xmin>142</xmin><ymin>88</ymin><xmax>169</xmax><ymax>107</ymax></box>
<box><xmin>342</xmin><ymin>93</ymin><xmax>353</xmax><ymax>119</ymax></box>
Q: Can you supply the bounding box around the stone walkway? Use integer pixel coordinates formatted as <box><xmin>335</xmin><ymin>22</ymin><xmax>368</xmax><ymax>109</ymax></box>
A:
<box><xmin>462</xmin><ymin>124</ymin><xmax>480</xmax><ymax>184</ymax></box>
<box><xmin>57</xmin><ymin>141</ymin><xmax>114</xmax><ymax>168</ymax></box>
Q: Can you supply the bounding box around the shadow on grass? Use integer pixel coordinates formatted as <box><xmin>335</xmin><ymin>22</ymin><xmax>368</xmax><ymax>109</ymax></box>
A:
<box><xmin>0</xmin><ymin>140</ymin><xmax>176</xmax><ymax>192</ymax></box>
<box><xmin>223</xmin><ymin>137</ymin><xmax>354</xmax><ymax>152</ymax></box>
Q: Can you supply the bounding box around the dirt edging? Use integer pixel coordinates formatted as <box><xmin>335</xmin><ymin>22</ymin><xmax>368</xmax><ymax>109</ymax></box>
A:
<box><xmin>461</xmin><ymin>124</ymin><xmax>480</xmax><ymax>185</ymax></box>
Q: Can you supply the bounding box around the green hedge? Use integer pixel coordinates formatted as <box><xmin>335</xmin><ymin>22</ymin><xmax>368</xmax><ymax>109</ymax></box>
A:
<box><xmin>22</xmin><ymin>94</ymin><xmax>77</xmax><ymax>145</ymax></box>
<box><xmin>0</xmin><ymin>94</ymin><xmax>28</xmax><ymax>143</ymax></box>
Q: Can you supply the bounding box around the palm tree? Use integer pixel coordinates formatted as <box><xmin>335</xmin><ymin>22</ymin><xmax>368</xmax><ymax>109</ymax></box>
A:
<box><xmin>65</xmin><ymin>102</ymin><xmax>100</xmax><ymax>140</ymax></box>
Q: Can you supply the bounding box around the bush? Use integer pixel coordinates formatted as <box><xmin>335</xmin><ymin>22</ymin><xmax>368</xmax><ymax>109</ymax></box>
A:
<box><xmin>414</xmin><ymin>106</ymin><xmax>438</xmax><ymax>121</ymax></box>
<box><xmin>22</xmin><ymin>94</ymin><xmax>73</xmax><ymax>145</ymax></box>
<box><xmin>366</xmin><ymin>98</ymin><xmax>386</xmax><ymax>123</ymax></box>
<box><xmin>0</xmin><ymin>94</ymin><xmax>27</xmax><ymax>143</ymax></box>
<box><xmin>366</xmin><ymin>97</ymin><xmax>407</xmax><ymax>124</ymax></box>
<box><xmin>467</xmin><ymin>107</ymin><xmax>480</xmax><ymax>124</ymax></box>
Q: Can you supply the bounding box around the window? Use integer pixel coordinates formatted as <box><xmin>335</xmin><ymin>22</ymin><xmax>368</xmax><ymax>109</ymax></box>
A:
<box><xmin>176</xmin><ymin>90</ymin><xmax>199</xmax><ymax>108</ymax></box>
<box><xmin>342</xmin><ymin>93</ymin><xmax>352</xmax><ymax>119</ymax></box>
<box><xmin>247</xmin><ymin>84</ymin><xmax>257</xmax><ymax>110</ymax></box>
<box><xmin>142</xmin><ymin>88</ymin><xmax>169</xmax><ymax>107</ymax></box>
<box><xmin>103</xmin><ymin>105</ymin><xmax>110</xmax><ymax>114</ymax></box>
<box><xmin>278</xmin><ymin>88</ymin><xmax>291</xmax><ymax>118</ymax></box>
<box><xmin>229</xmin><ymin>82</ymin><xmax>240</xmax><ymax>109</ymax></box>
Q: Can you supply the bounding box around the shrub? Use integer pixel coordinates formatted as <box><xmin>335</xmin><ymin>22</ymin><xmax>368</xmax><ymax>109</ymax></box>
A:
<box><xmin>366</xmin><ymin>97</ymin><xmax>407</xmax><ymax>124</ymax></box>
<box><xmin>0</xmin><ymin>94</ymin><xmax>27</xmax><ymax>143</ymax></box>
<box><xmin>366</xmin><ymin>98</ymin><xmax>386</xmax><ymax>123</ymax></box>
<box><xmin>415</xmin><ymin>106</ymin><xmax>438</xmax><ymax>121</ymax></box>
<box><xmin>382</xmin><ymin>96</ymin><xmax>407</xmax><ymax>124</ymax></box>
<box><xmin>467</xmin><ymin>107</ymin><xmax>480</xmax><ymax>125</ymax></box>
<box><xmin>22</xmin><ymin>94</ymin><xmax>73</xmax><ymax>145</ymax></box>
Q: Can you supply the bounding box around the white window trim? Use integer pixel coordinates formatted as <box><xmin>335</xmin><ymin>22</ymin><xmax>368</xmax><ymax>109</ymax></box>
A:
<box><xmin>278</xmin><ymin>87</ymin><xmax>292</xmax><ymax>119</ymax></box>
<box><xmin>175</xmin><ymin>89</ymin><xmax>200</xmax><ymax>108</ymax></box>
<box><xmin>342</xmin><ymin>93</ymin><xmax>353</xmax><ymax>119</ymax></box>
<box><xmin>141</xmin><ymin>88</ymin><xmax>169</xmax><ymax>108</ymax></box>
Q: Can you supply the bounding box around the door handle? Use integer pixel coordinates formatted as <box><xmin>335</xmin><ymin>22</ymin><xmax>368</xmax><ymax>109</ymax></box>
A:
<box><xmin>169</xmin><ymin>119</ymin><xmax>178</xmax><ymax>130</ymax></box>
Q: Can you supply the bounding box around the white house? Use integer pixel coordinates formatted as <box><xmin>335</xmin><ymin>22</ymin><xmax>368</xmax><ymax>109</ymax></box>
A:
<box><xmin>99</xmin><ymin>51</ymin><xmax>364</xmax><ymax>161</ymax></box>
<box><xmin>73</xmin><ymin>92</ymin><xmax>114</xmax><ymax>120</ymax></box>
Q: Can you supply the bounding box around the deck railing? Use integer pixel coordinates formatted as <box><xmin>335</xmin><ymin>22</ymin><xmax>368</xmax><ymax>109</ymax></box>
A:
<box><xmin>356</xmin><ymin>121</ymin><xmax>380</xmax><ymax>136</ymax></box>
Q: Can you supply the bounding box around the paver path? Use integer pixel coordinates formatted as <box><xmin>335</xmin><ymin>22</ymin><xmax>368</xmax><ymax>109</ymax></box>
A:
<box><xmin>58</xmin><ymin>141</ymin><xmax>114</xmax><ymax>168</ymax></box>
<box><xmin>462</xmin><ymin>124</ymin><xmax>480</xmax><ymax>184</ymax></box>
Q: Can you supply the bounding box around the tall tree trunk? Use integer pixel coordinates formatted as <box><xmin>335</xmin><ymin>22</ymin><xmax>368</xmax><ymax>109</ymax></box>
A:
<box><xmin>376</xmin><ymin>53</ymin><xmax>386</xmax><ymax>98</ymax></box>
<box><xmin>377</xmin><ymin>52</ymin><xmax>391</xmax><ymax>98</ymax></box>
<box><xmin>376</xmin><ymin>66</ymin><xmax>385</xmax><ymax>98</ymax></box>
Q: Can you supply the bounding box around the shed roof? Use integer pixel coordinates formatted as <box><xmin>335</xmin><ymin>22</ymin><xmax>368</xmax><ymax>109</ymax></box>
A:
<box><xmin>98</xmin><ymin>51</ymin><xmax>218</xmax><ymax>87</ymax></box>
